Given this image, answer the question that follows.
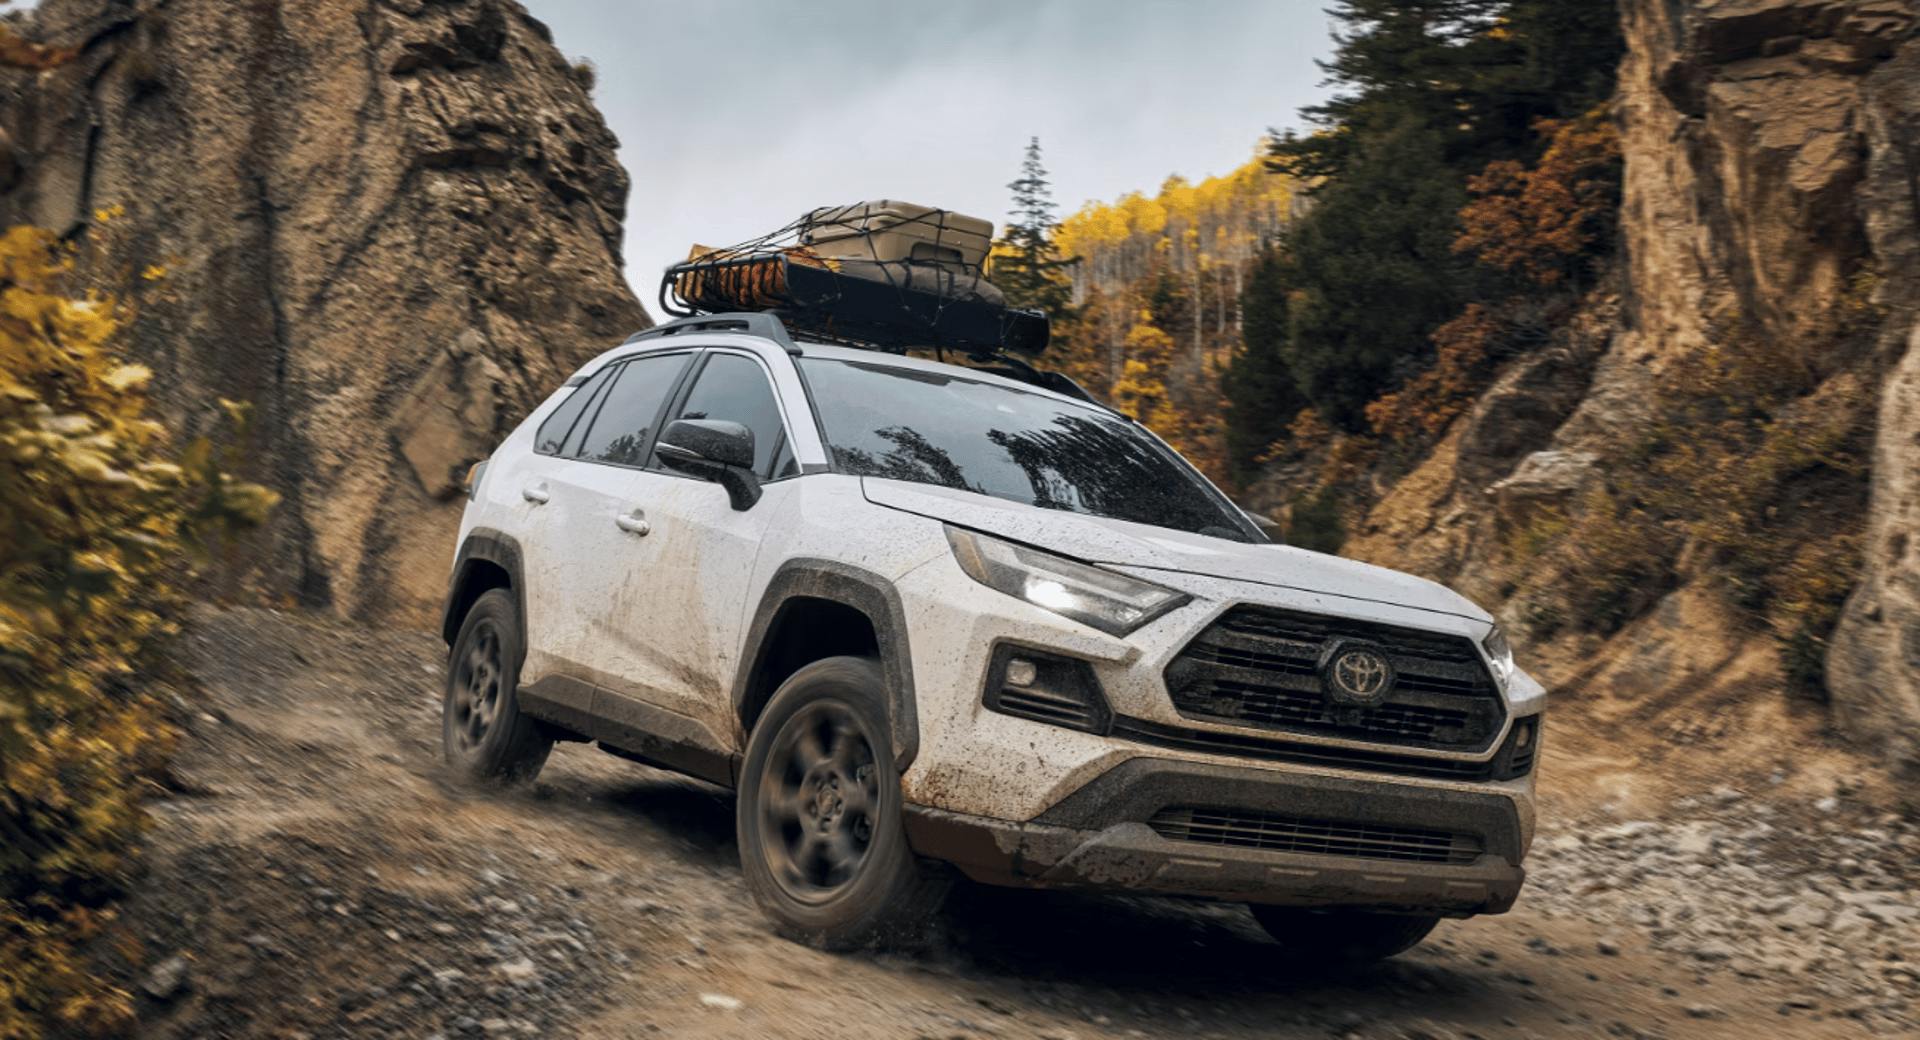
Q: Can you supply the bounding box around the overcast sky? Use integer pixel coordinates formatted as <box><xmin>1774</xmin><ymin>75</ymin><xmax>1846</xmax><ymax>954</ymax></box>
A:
<box><xmin>525</xmin><ymin>0</ymin><xmax>1338</xmax><ymax>302</ymax></box>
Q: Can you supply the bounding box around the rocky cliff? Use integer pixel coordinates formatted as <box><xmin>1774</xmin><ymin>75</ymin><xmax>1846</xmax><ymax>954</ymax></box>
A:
<box><xmin>1599</xmin><ymin>0</ymin><xmax>1920</xmax><ymax>782</ymax></box>
<box><xmin>1344</xmin><ymin>0</ymin><xmax>1920</xmax><ymax>785</ymax></box>
<box><xmin>0</xmin><ymin>0</ymin><xmax>647</xmax><ymax>623</ymax></box>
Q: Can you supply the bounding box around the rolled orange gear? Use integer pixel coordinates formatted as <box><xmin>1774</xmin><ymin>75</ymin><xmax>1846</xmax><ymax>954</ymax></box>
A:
<box><xmin>675</xmin><ymin>244</ymin><xmax>832</xmax><ymax>310</ymax></box>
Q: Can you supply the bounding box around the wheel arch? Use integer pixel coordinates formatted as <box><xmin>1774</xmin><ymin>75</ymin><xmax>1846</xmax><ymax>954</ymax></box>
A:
<box><xmin>442</xmin><ymin>528</ymin><xmax>527</xmax><ymax>650</ymax></box>
<box><xmin>734</xmin><ymin>558</ymin><xmax>920</xmax><ymax>770</ymax></box>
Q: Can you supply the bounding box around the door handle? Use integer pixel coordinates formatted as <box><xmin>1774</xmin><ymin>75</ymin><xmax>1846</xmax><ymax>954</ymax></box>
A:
<box><xmin>615</xmin><ymin>510</ymin><xmax>651</xmax><ymax>536</ymax></box>
<box><xmin>522</xmin><ymin>485</ymin><xmax>550</xmax><ymax>505</ymax></box>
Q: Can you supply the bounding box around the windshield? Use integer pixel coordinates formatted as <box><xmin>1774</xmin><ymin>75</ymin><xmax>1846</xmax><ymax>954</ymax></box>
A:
<box><xmin>799</xmin><ymin>357</ymin><xmax>1256</xmax><ymax>541</ymax></box>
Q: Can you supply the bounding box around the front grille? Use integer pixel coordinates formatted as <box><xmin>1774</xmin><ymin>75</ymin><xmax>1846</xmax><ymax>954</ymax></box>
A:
<box><xmin>1149</xmin><ymin>806</ymin><xmax>1484</xmax><ymax>865</ymax></box>
<box><xmin>1165</xmin><ymin>606</ymin><xmax>1504</xmax><ymax>751</ymax></box>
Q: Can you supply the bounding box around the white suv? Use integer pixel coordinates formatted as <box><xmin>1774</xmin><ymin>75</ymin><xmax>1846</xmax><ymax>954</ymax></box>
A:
<box><xmin>440</xmin><ymin>313</ymin><xmax>1544</xmax><ymax>961</ymax></box>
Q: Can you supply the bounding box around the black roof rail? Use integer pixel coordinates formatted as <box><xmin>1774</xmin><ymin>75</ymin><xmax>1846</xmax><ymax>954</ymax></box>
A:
<box><xmin>621</xmin><ymin>310</ymin><xmax>1114</xmax><ymax>412</ymax></box>
<box><xmin>623</xmin><ymin>312</ymin><xmax>801</xmax><ymax>354</ymax></box>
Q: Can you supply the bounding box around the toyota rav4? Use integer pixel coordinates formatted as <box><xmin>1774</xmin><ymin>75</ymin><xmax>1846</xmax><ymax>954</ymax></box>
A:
<box><xmin>439</xmin><ymin>312</ymin><xmax>1545</xmax><ymax>961</ymax></box>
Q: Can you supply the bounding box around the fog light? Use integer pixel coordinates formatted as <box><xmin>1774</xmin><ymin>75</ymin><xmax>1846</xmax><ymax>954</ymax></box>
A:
<box><xmin>1005</xmin><ymin>657</ymin><xmax>1039</xmax><ymax>687</ymax></box>
<box><xmin>983</xmin><ymin>645</ymin><xmax>1112</xmax><ymax>734</ymax></box>
<box><xmin>1514</xmin><ymin>719</ymin><xmax>1535</xmax><ymax>749</ymax></box>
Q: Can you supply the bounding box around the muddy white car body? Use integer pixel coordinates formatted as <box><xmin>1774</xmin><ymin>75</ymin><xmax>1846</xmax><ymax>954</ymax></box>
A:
<box><xmin>441</xmin><ymin>314</ymin><xmax>1544</xmax><ymax>949</ymax></box>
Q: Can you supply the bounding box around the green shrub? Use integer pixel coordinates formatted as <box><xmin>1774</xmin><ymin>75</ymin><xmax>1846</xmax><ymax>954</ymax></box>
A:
<box><xmin>0</xmin><ymin>225</ymin><xmax>274</xmax><ymax>1038</ymax></box>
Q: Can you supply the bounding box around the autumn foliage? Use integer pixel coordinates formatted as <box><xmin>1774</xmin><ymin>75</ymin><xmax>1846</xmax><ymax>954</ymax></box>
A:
<box><xmin>1365</xmin><ymin>111</ymin><xmax>1619</xmax><ymax>444</ymax></box>
<box><xmin>1046</xmin><ymin>156</ymin><xmax>1294</xmax><ymax>484</ymax></box>
<box><xmin>0</xmin><ymin>24</ymin><xmax>74</xmax><ymax>72</ymax></box>
<box><xmin>1225</xmin><ymin>0</ymin><xmax>1624</xmax><ymax>494</ymax></box>
<box><xmin>0</xmin><ymin>225</ymin><xmax>275</xmax><ymax>1038</ymax></box>
<box><xmin>1454</xmin><ymin>110</ymin><xmax>1622</xmax><ymax>290</ymax></box>
<box><xmin>1364</xmin><ymin>303</ymin><xmax>1510</xmax><ymax>443</ymax></box>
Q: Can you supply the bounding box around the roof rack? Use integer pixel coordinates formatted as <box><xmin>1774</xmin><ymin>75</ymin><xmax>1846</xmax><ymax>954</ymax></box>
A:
<box><xmin>635</xmin><ymin>205</ymin><xmax>1118</xmax><ymax>407</ymax></box>
<box><xmin>619</xmin><ymin>310</ymin><xmax>1104</xmax><ymax>407</ymax></box>
<box><xmin>658</xmin><ymin>206</ymin><xmax>1049</xmax><ymax>359</ymax></box>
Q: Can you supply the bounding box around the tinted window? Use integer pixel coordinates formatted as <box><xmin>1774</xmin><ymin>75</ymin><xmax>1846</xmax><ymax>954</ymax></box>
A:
<box><xmin>669</xmin><ymin>353</ymin><xmax>786</xmax><ymax>475</ymax></box>
<box><xmin>533</xmin><ymin>367</ymin><xmax>611</xmax><ymax>455</ymax></box>
<box><xmin>768</xmin><ymin>435</ymin><xmax>798</xmax><ymax>481</ymax></box>
<box><xmin>559</xmin><ymin>370</ymin><xmax>615</xmax><ymax>459</ymax></box>
<box><xmin>800</xmin><ymin>358</ymin><xmax>1255</xmax><ymax>540</ymax></box>
<box><xmin>576</xmin><ymin>354</ymin><xmax>689</xmax><ymax>466</ymax></box>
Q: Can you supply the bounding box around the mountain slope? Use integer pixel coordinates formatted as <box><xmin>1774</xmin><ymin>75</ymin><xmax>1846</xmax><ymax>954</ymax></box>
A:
<box><xmin>1257</xmin><ymin>0</ymin><xmax>1919</xmax><ymax>787</ymax></box>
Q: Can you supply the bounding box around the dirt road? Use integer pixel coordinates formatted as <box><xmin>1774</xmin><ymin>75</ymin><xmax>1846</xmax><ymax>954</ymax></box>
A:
<box><xmin>108</xmin><ymin>606</ymin><xmax>1917</xmax><ymax>1039</ymax></box>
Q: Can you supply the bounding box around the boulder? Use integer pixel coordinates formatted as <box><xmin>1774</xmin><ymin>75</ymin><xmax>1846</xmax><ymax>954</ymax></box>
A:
<box><xmin>1488</xmin><ymin>451</ymin><xmax>1599</xmax><ymax>523</ymax></box>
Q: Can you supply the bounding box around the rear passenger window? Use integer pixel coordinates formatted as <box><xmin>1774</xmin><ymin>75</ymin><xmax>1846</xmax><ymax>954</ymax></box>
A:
<box><xmin>533</xmin><ymin>367</ymin><xmax>611</xmax><ymax>455</ymax></box>
<box><xmin>559</xmin><ymin>371</ymin><xmax>616</xmax><ymax>459</ymax></box>
<box><xmin>576</xmin><ymin>353</ymin><xmax>689</xmax><ymax>467</ymax></box>
<box><xmin>668</xmin><ymin>353</ymin><xmax>787</xmax><ymax>476</ymax></box>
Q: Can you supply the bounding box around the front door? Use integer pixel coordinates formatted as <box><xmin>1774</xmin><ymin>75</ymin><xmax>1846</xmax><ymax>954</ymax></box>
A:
<box><xmin>585</xmin><ymin>350</ymin><xmax>801</xmax><ymax>745</ymax></box>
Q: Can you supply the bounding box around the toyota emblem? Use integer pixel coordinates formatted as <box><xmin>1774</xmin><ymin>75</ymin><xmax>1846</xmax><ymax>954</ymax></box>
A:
<box><xmin>1322</xmin><ymin>643</ymin><xmax>1394</xmax><ymax>706</ymax></box>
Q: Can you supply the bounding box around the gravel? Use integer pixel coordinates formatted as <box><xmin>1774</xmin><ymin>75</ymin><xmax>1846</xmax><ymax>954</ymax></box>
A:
<box><xmin>99</xmin><ymin>605</ymin><xmax>1920</xmax><ymax>1038</ymax></box>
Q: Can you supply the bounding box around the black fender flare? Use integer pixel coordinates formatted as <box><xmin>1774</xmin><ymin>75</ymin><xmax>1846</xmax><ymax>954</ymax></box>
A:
<box><xmin>441</xmin><ymin>528</ymin><xmax>528</xmax><ymax>649</ymax></box>
<box><xmin>733</xmin><ymin>558</ymin><xmax>920</xmax><ymax>770</ymax></box>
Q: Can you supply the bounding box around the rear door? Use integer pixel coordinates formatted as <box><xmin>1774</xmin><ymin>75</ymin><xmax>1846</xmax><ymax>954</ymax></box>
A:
<box><xmin>514</xmin><ymin>362</ymin><xmax>618</xmax><ymax>683</ymax></box>
<box><xmin>534</xmin><ymin>351</ymin><xmax>693</xmax><ymax>687</ymax></box>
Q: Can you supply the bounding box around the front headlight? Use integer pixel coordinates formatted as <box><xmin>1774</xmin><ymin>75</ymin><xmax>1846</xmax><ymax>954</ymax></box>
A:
<box><xmin>1483</xmin><ymin>625</ymin><xmax>1515</xmax><ymax>691</ymax></box>
<box><xmin>945</xmin><ymin>527</ymin><xmax>1189</xmax><ymax>636</ymax></box>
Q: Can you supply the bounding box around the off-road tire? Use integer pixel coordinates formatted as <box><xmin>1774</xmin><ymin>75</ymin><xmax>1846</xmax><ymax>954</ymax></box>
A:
<box><xmin>442</xmin><ymin>588</ymin><xmax>552</xmax><ymax>785</ymax></box>
<box><xmin>737</xmin><ymin>655</ymin><xmax>949</xmax><ymax>950</ymax></box>
<box><xmin>1248</xmin><ymin>906</ymin><xmax>1440</xmax><ymax>964</ymax></box>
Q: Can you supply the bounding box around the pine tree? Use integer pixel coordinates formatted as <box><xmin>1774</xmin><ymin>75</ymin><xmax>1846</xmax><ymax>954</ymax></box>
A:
<box><xmin>1269</xmin><ymin>0</ymin><xmax>1507</xmax><ymax>181</ymax></box>
<box><xmin>1275</xmin><ymin>122</ymin><xmax>1475</xmax><ymax>430</ymax></box>
<box><xmin>1225</xmin><ymin>247</ymin><xmax>1304</xmax><ymax>484</ymax></box>
<box><xmin>1268</xmin><ymin>0</ymin><xmax>1621</xmax><ymax>183</ymax></box>
<box><xmin>1229</xmin><ymin>0</ymin><xmax>1622</xmax><ymax>447</ymax></box>
<box><xmin>991</xmin><ymin>137</ymin><xmax>1077</xmax><ymax>318</ymax></box>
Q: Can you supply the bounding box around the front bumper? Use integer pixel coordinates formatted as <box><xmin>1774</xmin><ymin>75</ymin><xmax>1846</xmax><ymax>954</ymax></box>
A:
<box><xmin>903</xmin><ymin>758</ymin><xmax>1526</xmax><ymax>917</ymax></box>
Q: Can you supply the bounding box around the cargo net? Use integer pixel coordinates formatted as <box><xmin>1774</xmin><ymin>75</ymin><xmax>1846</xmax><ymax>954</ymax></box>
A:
<box><xmin>659</xmin><ymin>205</ymin><xmax>1049</xmax><ymax>358</ymax></box>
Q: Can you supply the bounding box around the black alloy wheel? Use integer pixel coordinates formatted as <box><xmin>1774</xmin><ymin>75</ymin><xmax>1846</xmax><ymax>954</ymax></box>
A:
<box><xmin>441</xmin><ymin>588</ymin><xmax>552</xmax><ymax>784</ymax></box>
<box><xmin>755</xmin><ymin>699</ymin><xmax>882</xmax><ymax>902</ymax></box>
<box><xmin>449</xmin><ymin>619</ymin><xmax>505</xmax><ymax>753</ymax></box>
<box><xmin>736</xmin><ymin>656</ymin><xmax>949</xmax><ymax>949</ymax></box>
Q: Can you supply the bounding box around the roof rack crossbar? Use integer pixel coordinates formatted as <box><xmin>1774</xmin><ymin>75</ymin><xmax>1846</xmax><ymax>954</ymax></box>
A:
<box><xmin>623</xmin><ymin>312</ymin><xmax>801</xmax><ymax>355</ymax></box>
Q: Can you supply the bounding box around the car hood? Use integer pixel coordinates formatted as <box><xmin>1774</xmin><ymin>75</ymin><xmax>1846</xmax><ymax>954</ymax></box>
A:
<box><xmin>860</xmin><ymin>478</ymin><xmax>1493</xmax><ymax>626</ymax></box>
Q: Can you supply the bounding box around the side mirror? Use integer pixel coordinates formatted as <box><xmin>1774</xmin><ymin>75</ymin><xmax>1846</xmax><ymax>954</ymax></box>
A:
<box><xmin>656</xmin><ymin>419</ymin><xmax>761</xmax><ymax>510</ymax></box>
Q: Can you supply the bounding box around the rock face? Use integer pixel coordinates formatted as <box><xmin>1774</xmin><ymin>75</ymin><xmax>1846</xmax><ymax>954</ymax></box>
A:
<box><xmin>0</xmin><ymin>0</ymin><xmax>647</xmax><ymax>622</ymax></box>
<box><xmin>1833</xmin><ymin>323</ymin><xmax>1920</xmax><ymax>781</ymax></box>
<box><xmin>1613</xmin><ymin>0</ymin><xmax>1920</xmax><ymax>780</ymax></box>
<box><xmin>1830</xmin><ymin>19</ymin><xmax>1920</xmax><ymax>784</ymax></box>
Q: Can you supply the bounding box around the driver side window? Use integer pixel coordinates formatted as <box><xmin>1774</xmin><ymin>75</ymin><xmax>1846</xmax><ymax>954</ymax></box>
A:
<box><xmin>664</xmin><ymin>353</ymin><xmax>794</xmax><ymax>478</ymax></box>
